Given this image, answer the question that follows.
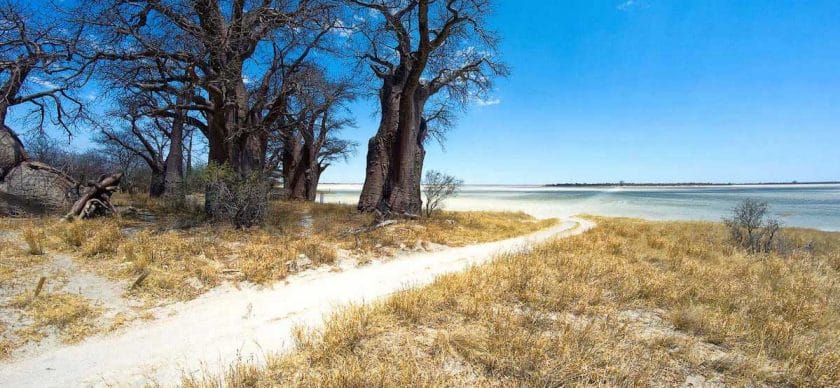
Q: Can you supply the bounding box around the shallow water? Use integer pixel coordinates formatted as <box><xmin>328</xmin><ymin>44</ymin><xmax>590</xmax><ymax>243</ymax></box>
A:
<box><xmin>319</xmin><ymin>184</ymin><xmax>840</xmax><ymax>231</ymax></box>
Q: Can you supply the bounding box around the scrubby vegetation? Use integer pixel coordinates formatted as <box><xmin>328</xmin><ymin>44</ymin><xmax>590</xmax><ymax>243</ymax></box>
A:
<box><xmin>422</xmin><ymin>170</ymin><xmax>463</xmax><ymax>217</ymax></box>
<box><xmin>724</xmin><ymin>198</ymin><xmax>783</xmax><ymax>253</ymax></box>
<box><xmin>192</xmin><ymin>217</ymin><xmax>840</xmax><ymax>386</ymax></box>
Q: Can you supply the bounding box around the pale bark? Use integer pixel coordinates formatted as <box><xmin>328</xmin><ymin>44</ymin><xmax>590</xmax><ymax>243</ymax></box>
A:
<box><xmin>161</xmin><ymin>97</ymin><xmax>186</xmax><ymax>197</ymax></box>
<box><xmin>0</xmin><ymin>126</ymin><xmax>80</xmax><ymax>215</ymax></box>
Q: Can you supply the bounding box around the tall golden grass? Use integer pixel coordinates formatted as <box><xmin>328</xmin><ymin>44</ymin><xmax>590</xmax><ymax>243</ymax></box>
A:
<box><xmin>187</xmin><ymin>217</ymin><xmax>840</xmax><ymax>386</ymax></box>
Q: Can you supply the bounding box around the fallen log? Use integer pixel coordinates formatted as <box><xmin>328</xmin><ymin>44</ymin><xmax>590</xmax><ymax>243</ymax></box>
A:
<box><xmin>63</xmin><ymin>172</ymin><xmax>123</xmax><ymax>220</ymax></box>
<box><xmin>2</xmin><ymin>126</ymin><xmax>125</xmax><ymax>219</ymax></box>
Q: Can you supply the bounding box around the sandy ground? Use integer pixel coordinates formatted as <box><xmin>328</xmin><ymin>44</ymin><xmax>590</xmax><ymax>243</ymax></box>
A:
<box><xmin>0</xmin><ymin>217</ymin><xmax>593</xmax><ymax>387</ymax></box>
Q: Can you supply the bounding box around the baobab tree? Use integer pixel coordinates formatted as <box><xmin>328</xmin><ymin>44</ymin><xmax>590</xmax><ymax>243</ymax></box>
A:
<box><xmin>86</xmin><ymin>0</ymin><xmax>340</xmax><ymax>177</ymax></box>
<box><xmin>97</xmin><ymin>104</ymin><xmax>173</xmax><ymax>197</ymax></box>
<box><xmin>272</xmin><ymin>65</ymin><xmax>356</xmax><ymax>201</ymax></box>
<box><xmin>349</xmin><ymin>0</ymin><xmax>506</xmax><ymax>218</ymax></box>
<box><xmin>96</xmin><ymin>88</ymin><xmax>196</xmax><ymax>197</ymax></box>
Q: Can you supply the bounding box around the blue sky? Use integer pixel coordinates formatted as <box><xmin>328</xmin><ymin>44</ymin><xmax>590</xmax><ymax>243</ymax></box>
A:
<box><xmin>17</xmin><ymin>0</ymin><xmax>840</xmax><ymax>184</ymax></box>
<box><xmin>324</xmin><ymin>0</ymin><xmax>840</xmax><ymax>184</ymax></box>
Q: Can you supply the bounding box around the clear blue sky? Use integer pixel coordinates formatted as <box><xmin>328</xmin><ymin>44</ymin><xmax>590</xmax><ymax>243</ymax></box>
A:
<box><xmin>323</xmin><ymin>0</ymin><xmax>840</xmax><ymax>184</ymax></box>
<box><xmin>19</xmin><ymin>0</ymin><xmax>840</xmax><ymax>184</ymax></box>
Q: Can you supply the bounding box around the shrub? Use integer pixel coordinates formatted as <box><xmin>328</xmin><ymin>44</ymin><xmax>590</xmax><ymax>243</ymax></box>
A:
<box><xmin>201</xmin><ymin>163</ymin><xmax>271</xmax><ymax>228</ymax></box>
<box><xmin>422</xmin><ymin>170</ymin><xmax>463</xmax><ymax>217</ymax></box>
<box><xmin>723</xmin><ymin>198</ymin><xmax>782</xmax><ymax>253</ymax></box>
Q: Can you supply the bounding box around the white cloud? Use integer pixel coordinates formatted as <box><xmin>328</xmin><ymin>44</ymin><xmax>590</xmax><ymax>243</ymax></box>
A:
<box><xmin>332</xmin><ymin>19</ymin><xmax>353</xmax><ymax>38</ymax></box>
<box><xmin>30</xmin><ymin>76</ymin><xmax>58</xmax><ymax>89</ymax></box>
<box><xmin>617</xmin><ymin>0</ymin><xmax>649</xmax><ymax>11</ymax></box>
<box><xmin>475</xmin><ymin>97</ymin><xmax>501</xmax><ymax>107</ymax></box>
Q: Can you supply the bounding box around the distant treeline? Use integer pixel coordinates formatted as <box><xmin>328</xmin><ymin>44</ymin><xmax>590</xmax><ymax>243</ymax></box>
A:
<box><xmin>545</xmin><ymin>181</ymin><xmax>840</xmax><ymax>187</ymax></box>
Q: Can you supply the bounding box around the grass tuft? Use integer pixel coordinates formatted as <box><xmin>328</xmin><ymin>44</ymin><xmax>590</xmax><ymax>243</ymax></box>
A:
<box><xmin>22</xmin><ymin>227</ymin><xmax>46</xmax><ymax>255</ymax></box>
<box><xmin>9</xmin><ymin>292</ymin><xmax>101</xmax><ymax>344</ymax></box>
<box><xmin>57</xmin><ymin>220</ymin><xmax>87</xmax><ymax>249</ymax></box>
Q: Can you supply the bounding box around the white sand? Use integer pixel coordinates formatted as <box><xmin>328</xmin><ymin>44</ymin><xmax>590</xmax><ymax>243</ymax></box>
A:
<box><xmin>0</xmin><ymin>218</ymin><xmax>593</xmax><ymax>387</ymax></box>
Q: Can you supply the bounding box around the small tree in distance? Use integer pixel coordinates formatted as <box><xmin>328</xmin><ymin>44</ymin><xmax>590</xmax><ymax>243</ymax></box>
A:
<box><xmin>423</xmin><ymin>171</ymin><xmax>464</xmax><ymax>217</ymax></box>
<box><xmin>724</xmin><ymin>198</ymin><xmax>782</xmax><ymax>253</ymax></box>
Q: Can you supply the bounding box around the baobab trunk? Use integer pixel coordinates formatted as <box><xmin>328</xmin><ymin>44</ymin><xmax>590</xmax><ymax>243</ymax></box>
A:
<box><xmin>358</xmin><ymin>83</ymin><xmax>428</xmax><ymax>217</ymax></box>
<box><xmin>282</xmin><ymin>138</ymin><xmax>322</xmax><ymax>201</ymax></box>
<box><xmin>162</xmin><ymin>95</ymin><xmax>187</xmax><ymax>197</ymax></box>
<box><xmin>205</xmin><ymin>79</ymin><xmax>267</xmax><ymax>176</ymax></box>
<box><xmin>148</xmin><ymin>170</ymin><xmax>165</xmax><ymax>198</ymax></box>
<box><xmin>382</xmin><ymin>89</ymin><xmax>427</xmax><ymax>216</ymax></box>
<box><xmin>358</xmin><ymin>83</ymin><xmax>400</xmax><ymax>212</ymax></box>
<box><xmin>203</xmin><ymin>105</ymin><xmax>269</xmax><ymax>219</ymax></box>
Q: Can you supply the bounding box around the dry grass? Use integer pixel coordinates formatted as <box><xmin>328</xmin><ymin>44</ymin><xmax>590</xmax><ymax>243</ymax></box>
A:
<box><xmin>21</xmin><ymin>226</ymin><xmax>46</xmax><ymax>255</ymax></box>
<box><xmin>1</xmin><ymin>197</ymin><xmax>554</xmax><ymax>356</ymax></box>
<box><xmin>190</xmin><ymin>217</ymin><xmax>840</xmax><ymax>387</ymax></box>
<box><xmin>7</xmin><ymin>292</ymin><xmax>101</xmax><ymax>344</ymax></box>
<box><xmin>354</xmin><ymin>211</ymin><xmax>557</xmax><ymax>251</ymax></box>
<box><xmin>278</xmin><ymin>202</ymin><xmax>557</xmax><ymax>256</ymax></box>
<box><xmin>2</xmin><ymin>200</ymin><xmax>550</xmax><ymax>303</ymax></box>
<box><xmin>2</xmin><ymin>199</ymin><xmax>552</xmax><ymax>359</ymax></box>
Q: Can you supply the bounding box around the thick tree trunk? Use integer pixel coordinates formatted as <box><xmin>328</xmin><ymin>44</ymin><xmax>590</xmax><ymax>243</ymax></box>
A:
<box><xmin>149</xmin><ymin>170</ymin><xmax>165</xmax><ymax>198</ymax></box>
<box><xmin>162</xmin><ymin>96</ymin><xmax>186</xmax><ymax>197</ymax></box>
<box><xmin>358</xmin><ymin>80</ymin><xmax>428</xmax><ymax>218</ymax></box>
<box><xmin>202</xmin><ymin>77</ymin><xmax>271</xmax><ymax>220</ymax></box>
<box><xmin>381</xmin><ymin>88</ymin><xmax>427</xmax><ymax>216</ymax></box>
<box><xmin>205</xmin><ymin>80</ymin><xmax>267</xmax><ymax>177</ymax></box>
<box><xmin>282</xmin><ymin>138</ymin><xmax>322</xmax><ymax>201</ymax></box>
<box><xmin>281</xmin><ymin>134</ymin><xmax>305</xmax><ymax>200</ymax></box>
<box><xmin>306</xmin><ymin>165</ymin><xmax>321</xmax><ymax>201</ymax></box>
<box><xmin>358</xmin><ymin>82</ymin><xmax>401</xmax><ymax>212</ymax></box>
<box><xmin>229</xmin><ymin>131</ymin><xmax>267</xmax><ymax>177</ymax></box>
<box><xmin>0</xmin><ymin>123</ymin><xmax>27</xmax><ymax>177</ymax></box>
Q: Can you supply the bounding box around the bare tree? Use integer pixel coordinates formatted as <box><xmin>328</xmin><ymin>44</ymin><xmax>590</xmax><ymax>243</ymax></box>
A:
<box><xmin>273</xmin><ymin>65</ymin><xmax>356</xmax><ymax>201</ymax></box>
<box><xmin>96</xmin><ymin>89</ymin><xmax>195</xmax><ymax>197</ymax></box>
<box><xmin>724</xmin><ymin>198</ymin><xmax>783</xmax><ymax>253</ymax></box>
<box><xmin>349</xmin><ymin>0</ymin><xmax>507</xmax><ymax>218</ymax></box>
<box><xmin>85</xmin><ymin>0</ymin><xmax>340</xmax><ymax>176</ymax></box>
<box><xmin>97</xmin><ymin>114</ymin><xmax>168</xmax><ymax>196</ymax></box>
<box><xmin>0</xmin><ymin>1</ymin><xmax>94</xmax><ymax>133</ymax></box>
<box><xmin>98</xmin><ymin>141</ymin><xmax>146</xmax><ymax>193</ymax></box>
<box><xmin>422</xmin><ymin>170</ymin><xmax>462</xmax><ymax>217</ymax></box>
<box><xmin>0</xmin><ymin>1</ymin><xmax>104</xmax><ymax>216</ymax></box>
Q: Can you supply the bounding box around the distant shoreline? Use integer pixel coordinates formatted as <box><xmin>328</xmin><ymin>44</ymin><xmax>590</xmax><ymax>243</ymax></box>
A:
<box><xmin>544</xmin><ymin>181</ymin><xmax>840</xmax><ymax>188</ymax></box>
<box><xmin>321</xmin><ymin>181</ymin><xmax>840</xmax><ymax>188</ymax></box>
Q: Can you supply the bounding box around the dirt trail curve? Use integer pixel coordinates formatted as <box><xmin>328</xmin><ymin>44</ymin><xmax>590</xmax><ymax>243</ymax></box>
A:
<box><xmin>0</xmin><ymin>217</ymin><xmax>595</xmax><ymax>387</ymax></box>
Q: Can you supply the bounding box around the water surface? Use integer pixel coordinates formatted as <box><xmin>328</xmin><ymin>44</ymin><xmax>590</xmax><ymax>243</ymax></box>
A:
<box><xmin>319</xmin><ymin>184</ymin><xmax>840</xmax><ymax>231</ymax></box>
